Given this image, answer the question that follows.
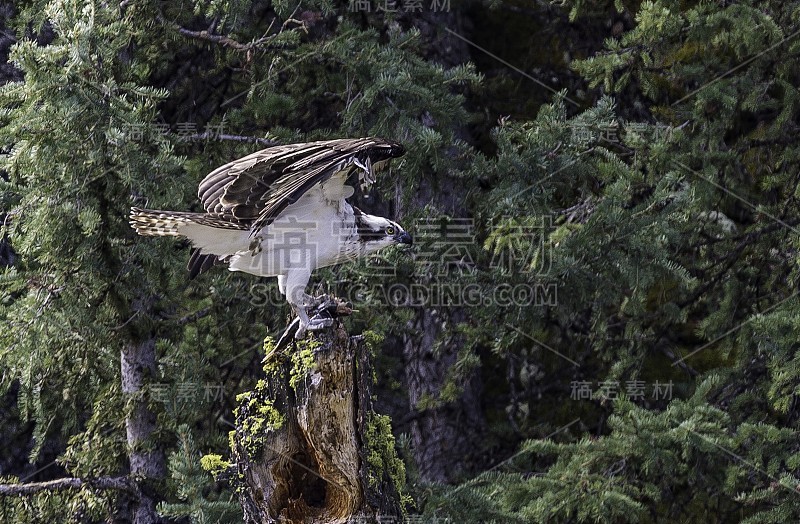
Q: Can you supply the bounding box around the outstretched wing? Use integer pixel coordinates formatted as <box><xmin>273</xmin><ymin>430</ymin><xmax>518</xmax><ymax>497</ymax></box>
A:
<box><xmin>197</xmin><ymin>138</ymin><xmax>404</xmax><ymax>234</ymax></box>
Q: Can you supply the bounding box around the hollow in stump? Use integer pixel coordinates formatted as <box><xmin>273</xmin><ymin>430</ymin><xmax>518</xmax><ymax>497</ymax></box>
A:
<box><xmin>230</xmin><ymin>299</ymin><xmax>406</xmax><ymax>524</ymax></box>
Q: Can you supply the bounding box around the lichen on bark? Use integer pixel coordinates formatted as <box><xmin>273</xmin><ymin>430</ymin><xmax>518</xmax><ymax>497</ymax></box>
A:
<box><xmin>208</xmin><ymin>304</ymin><xmax>405</xmax><ymax>523</ymax></box>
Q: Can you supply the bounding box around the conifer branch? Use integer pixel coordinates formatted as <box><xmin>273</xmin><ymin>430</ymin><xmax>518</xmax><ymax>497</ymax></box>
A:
<box><xmin>184</xmin><ymin>132</ymin><xmax>280</xmax><ymax>146</ymax></box>
<box><xmin>176</xmin><ymin>306</ymin><xmax>212</xmax><ymax>326</ymax></box>
<box><xmin>157</xmin><ymin>16</ymin><xmax>291</xmax><ymax>53</ymax></box>
<box><xmin>0</xmin><ymin>477</ymin><xmax>137</xmax><ymax>497</ymax></box>
<box><xmin>680</xmin><ymin>219</ymin><xmax>800</xmax><ymax>307</ymax></box>
<box><xmin>175</xmin><ymin>27</ymin><xmax>269</xmax><ymax>52</ymax></box>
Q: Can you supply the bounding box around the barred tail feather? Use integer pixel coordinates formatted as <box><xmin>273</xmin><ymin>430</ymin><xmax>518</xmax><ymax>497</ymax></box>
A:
<box><xmin>130</xmin><ymin>207</ymin><xmax>252</xmax><ymax>278</ymax></box>
<box><xmin>129</xmin><ymin>207</ymin><xmax>247</xmax><ymax>236</ymax></box>
<box><xmin>129</xmin><ymin>206</ymin><xmax>250</xmax><ymax>253</ymax></box>
<box><xmin>131</xmin><ymin>207</ymin><xmax>197</xmax><ymax>236</ymax></box>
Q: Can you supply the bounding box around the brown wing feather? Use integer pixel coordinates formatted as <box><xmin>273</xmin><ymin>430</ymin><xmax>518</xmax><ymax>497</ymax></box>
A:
<box><xmin>196</xmin><ymin>138</ymin><xmax>404</xmax><ymax>233</ymax></box>
<box><xmin>198</xmin><ymin>142</ymin><xmax>331</xmax><ymax>216</ymax></box>
<box><xmin>187</xmin><ymin>248</ymin><xmax>221</xmax><ymax>280</ymax></box>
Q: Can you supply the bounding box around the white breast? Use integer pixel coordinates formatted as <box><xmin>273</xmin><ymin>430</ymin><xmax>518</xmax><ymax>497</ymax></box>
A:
<box><xmin>226</xmin><ymin>178</ymin><xmax>358</xmax><ymax>276</ymax></box>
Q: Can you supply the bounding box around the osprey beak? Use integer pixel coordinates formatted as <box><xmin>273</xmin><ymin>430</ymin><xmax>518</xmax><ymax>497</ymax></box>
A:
<box><xmin>397</xmin><ymin>231</ymin><xmax>413</xmax><ymax>245</ymax></box>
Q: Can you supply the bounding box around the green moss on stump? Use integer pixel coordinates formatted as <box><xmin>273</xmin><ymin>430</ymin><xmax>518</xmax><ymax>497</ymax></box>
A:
<box><xmin>289</xmin><ymin>337</ymin><xmax>320</xmax><ymax>391</ymax></box>
<box><xmin>365</xmin><ymin>412</ymin><xmax>406</xmax><ymax>492</ymax></box>
<box><xmin>234</xmin><ymin>387</ymin><xmax>285</xmax><ymax>457</ymax></box>
<box><xmin>199</xmin><ymin>453</ymin><xmax>231</xmax><ymax>481</ymax></box>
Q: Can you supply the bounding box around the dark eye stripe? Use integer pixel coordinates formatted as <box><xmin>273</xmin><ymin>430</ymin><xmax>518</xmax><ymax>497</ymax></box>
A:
<box><xmin>357</xmin><ymin>226</ymin><xmax>384</xmax><ymax>243</ymax></box>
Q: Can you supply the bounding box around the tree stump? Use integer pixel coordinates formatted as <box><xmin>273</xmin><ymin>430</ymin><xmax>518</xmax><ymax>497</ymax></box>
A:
<box><xmin>230</xmin><ymin>300</ymin><xmax>405</xmax><ymax>524</ymax></box>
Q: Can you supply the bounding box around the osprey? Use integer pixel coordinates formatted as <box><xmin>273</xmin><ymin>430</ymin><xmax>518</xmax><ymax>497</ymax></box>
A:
<box><xmin>130</xmin><ymin>138</ymin><xmax>411</xmax><ymax>338</ymax></box>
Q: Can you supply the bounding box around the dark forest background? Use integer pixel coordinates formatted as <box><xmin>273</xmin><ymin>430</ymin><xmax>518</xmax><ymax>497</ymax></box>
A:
<box><xmin>1</xmin><ymin>0</ymin><xmax>799</xmax><ymax>522</ymax></box>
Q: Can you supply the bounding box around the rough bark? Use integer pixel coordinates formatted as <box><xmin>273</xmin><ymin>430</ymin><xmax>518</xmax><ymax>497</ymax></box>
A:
<box><xmin>121</xmin><ymin>338</ymin><xmax>165</xmax><ymax>524</ymax></box>
<box><xmin>232</xmin><ymin>303</ymin><xmax>403</xmax><ymax>524</ymax></box>
<box><xmin>402</xmin><ymin>309</ymin><xmax>485</xmax><ymax>482</ymax></box>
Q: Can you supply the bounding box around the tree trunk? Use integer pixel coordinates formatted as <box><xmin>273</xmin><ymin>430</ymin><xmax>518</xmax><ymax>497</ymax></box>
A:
<box><xmin>402</xmin><ymin>309</ymin><xmax>485</xmax><ymax>483</ymax></box>
<box><xmin>391</xmin><ymin>7</ymin><xmax>486</xmax><ymax>484</ymax></box>
<box><xmin>231</xmin><ymin>305</ymin><xmax>404</xmax><ymax>524</ymax></box>
<box><xmin>121</xmin><ymin>338</ymin><xmax>165</xmax><ymax>524</ymax></box>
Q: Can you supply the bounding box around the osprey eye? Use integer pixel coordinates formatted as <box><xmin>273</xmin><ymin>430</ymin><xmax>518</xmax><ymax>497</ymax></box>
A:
<box><xmin>386</xmin><ymin>226</ymin><xmax>395</xmax><ymax>235</ymax></box>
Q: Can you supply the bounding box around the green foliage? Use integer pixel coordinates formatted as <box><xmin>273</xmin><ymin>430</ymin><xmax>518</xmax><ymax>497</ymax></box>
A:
<box><xmin>0</xmin><ymin>477</ymin><xmax>113</xmax><ymax>524</ymax></box>
<box><xmin>434</xmin><ymin>377</ymin><xmax>800</xmax><ymax>523</ymax></box>
<box><xmin>0</xmin><ymin>0</ymin><xmax>184</xmax><ymax>462</ymax></box>
<box><xmin>2</xmin><ymin>0</ymin><xmax>799</xmax><ymax>522</ymax></box>
<box><xmin>0</xmin><ymin>0</ymin><xmax>284</xmax><ymax>519</ymax></box>
<box><xmin>425</xmin><ymin>1</ymin><xmax>800</xmax><ymax>522</ymax></box>
<box><xmin>159</xmin><ymin>425</ymin><xmax>242</xmax><ymax>523</ymax></box>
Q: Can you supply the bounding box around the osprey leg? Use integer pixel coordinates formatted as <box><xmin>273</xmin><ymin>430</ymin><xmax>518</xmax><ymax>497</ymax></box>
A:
<box><xmin>283</xmin><ymin>269</ymin><xmax>332</xmax><ymax>338</ymax></box>
<box><xmin>290</xmin><ymin>299</ymin><xmax>334</xmax><ymax>338</ymax></box>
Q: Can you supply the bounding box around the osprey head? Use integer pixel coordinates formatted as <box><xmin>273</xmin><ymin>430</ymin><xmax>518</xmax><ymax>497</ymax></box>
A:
<box><xmin>355</xmin><ymin>211</ymin><xmax>412</xmax><ymax>253</ymax></box>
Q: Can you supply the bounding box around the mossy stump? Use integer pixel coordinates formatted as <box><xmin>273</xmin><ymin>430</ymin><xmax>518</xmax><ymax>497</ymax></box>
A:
<box><xmin>231</xmin><ymin>302</ymin><xmax>405</xmax><ymax>524</ymax></box>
